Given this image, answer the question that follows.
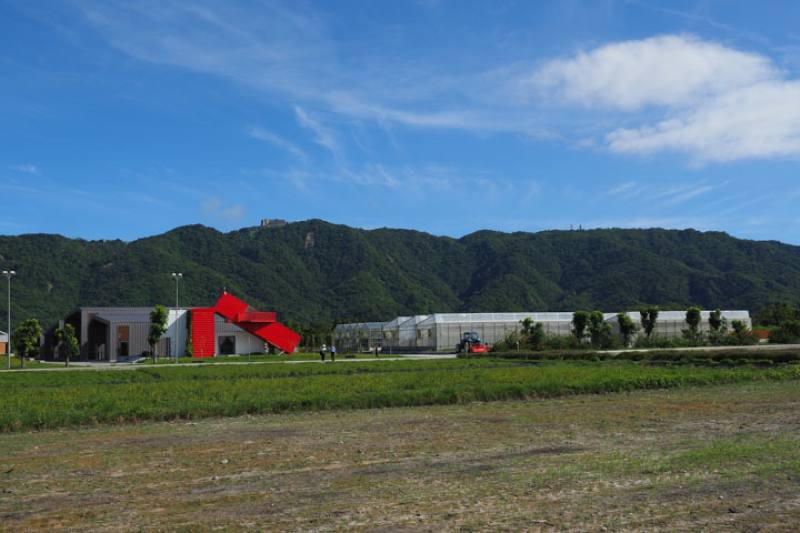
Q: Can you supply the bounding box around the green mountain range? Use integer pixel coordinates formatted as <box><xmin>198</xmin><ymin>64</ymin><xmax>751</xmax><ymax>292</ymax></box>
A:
<box><xmin>1</xmin><ymin>220</ymin><xmax>799</xmax><ymax>329</ymax></box>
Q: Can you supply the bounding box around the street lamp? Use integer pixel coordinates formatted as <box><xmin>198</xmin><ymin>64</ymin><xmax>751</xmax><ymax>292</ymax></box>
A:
<box><xmin>3</xmin><ymin>270</ymin><xmax>15</xmax><ymax>370</ymax></box>
<box><xmin>171</xmin><ymin>272</ymin><xmax>182</xmax><ymax>362</ymax></box>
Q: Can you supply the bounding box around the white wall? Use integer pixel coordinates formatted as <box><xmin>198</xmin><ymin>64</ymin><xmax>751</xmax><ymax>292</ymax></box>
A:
<box><xmin>214</xmin><ymin>315</ymin><xmax>266</xmax><ymax>355</ymax></box>
<box><xmin>166</xmin><ymin>309</ymin><xmax>190</xmax><ymax>358</ymax></box>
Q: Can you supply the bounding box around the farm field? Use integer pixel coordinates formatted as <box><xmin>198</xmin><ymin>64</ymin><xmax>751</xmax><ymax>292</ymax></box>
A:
<box><xmin>2</xmin><ymin>359</ymin><xmax>799</xmax><ymax>431</ymax></box>
<box><xmin>1</xmin><ymin>379</ymin><xmax>799</xmax><ymax>531</ymax></box>
<box><xmin>137</xmin><ymin>351</ymin><xmax>387</xmax><ymax>364</ymax></box>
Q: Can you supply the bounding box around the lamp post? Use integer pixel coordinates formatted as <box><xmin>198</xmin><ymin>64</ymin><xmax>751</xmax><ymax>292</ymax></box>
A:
<box><xmin>171</xmin><ymin>272</ymin><xmax>182</xmax><ymax>362</ymax></box>
<box><xmin>3</xmin><ymin>270</ymin><xmax>15</xmax><ymax>370</ymax></box>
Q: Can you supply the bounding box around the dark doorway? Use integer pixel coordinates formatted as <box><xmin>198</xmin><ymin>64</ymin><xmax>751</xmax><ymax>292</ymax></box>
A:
<box><xmin>219</xmin><ymin>336</ymin><xmax>235</xmax><ymax>355</ymax></box>
<box><xmin>87</xmin><ymin>318</ymin><xmax>109</xmax><ymax>361</ymax></box>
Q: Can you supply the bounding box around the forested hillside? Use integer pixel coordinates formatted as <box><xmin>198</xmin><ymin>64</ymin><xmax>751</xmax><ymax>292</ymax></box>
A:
<box><xmin>1</xmin><ymin>220</ymin><xmax>799</xmax><ymax>328</ymax></box>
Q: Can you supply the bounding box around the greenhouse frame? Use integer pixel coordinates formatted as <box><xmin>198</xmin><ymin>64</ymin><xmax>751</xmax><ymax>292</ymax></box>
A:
<box><xmin>332</xmin><ymin>321</ymin><xmax>385</xmax><ymax>352</ymax></box>
<box><xmin>335</xmin><ymin>310</ymin><xmax>752</xmax><ymax>352</ymax></box>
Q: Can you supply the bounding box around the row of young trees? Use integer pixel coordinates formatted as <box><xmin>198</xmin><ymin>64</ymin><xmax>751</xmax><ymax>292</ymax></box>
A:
<box><xmin>503</xmin><ymin>306</ymin><xmax>754</xmax><ymax>352</ymax></box>
<box><xmin>9</xmin><ymin>318</ymin><xmax>80</xmax><ymax>368</ymax></box>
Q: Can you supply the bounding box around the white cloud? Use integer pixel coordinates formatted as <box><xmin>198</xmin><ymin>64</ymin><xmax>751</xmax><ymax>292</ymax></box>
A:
<box><xmin>247</xmin><ymin>127</ymin><xmax>307</xmax><ymax>161</ymax></box>
<box><xmin>13</xmin><ymin>163</ymin><xmax>39</xmax><ymax>174</ymax></box>
<box><xmin>73</xmin><ymin>2</ymin><xmax>800</xmax><ymax>164</ymax></box>
<box><xmin>534</xmin><ymin>34</ymin><xmax>800</xmax><ymax>163</ymax></box>
<box><xmin>607</xmin><ymin>81</ymin><xmax>800</xmax><ymax>162</ymax></box>
<box><xmin>534</xmin><ymin>34</ymin><xmax>777</xmax><ymax>110</ymax></box>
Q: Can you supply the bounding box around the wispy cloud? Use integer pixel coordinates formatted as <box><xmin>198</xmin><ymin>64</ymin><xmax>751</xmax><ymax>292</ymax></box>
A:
<box><xmin>605</xmin><ymin>180</ymin><xmax>717</xmax><ymax>206</ymax></box>
<box><xmin>201</xmin><ymin>196</ymin><xmax>245</xmax><ymax>222</ymax></box>
<box><xmin>294</xmin><ymin>106</ymin><xmax>342</xmax><ymax>160</ymax></box>
<box><xmin>12</xmin><ymin>163</ymin><xmax>39</xmax><ymax>174</ymax></box>
<box><xmin>71</xmin><ymin>3</ymin><xmax>800</xmax><ymax>165</ymax></box>
<box><xmin>247</xmin><ymin>126</ymin><xmax>308</xmax><ymax>161</ymax></box>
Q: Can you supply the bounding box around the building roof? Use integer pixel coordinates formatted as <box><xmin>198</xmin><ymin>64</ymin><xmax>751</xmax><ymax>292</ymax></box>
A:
<box><xmin>381</xmin><ymin>316</ymin><xmax>410</xmax><ymax>330</ymax></box>
<box><xmin>398</xmin><ymin>315</ymin><xmax>430</xmax><ymax>328</ymax></box>
<box><xmin>417</xmin><ymin>312</ymin><xmax>575</xmax><ymax>326</ymax></box>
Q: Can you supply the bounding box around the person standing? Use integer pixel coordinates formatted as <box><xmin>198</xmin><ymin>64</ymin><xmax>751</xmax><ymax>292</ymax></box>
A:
<box><xmin>330</xmin><ymin>345</ymin><xmax>337</xmax><ymax>362</ymax></box>
<box><xmin>320</xmin><ymin>343</ymin><xmax>327</xmax><ymax>362</ymax></box>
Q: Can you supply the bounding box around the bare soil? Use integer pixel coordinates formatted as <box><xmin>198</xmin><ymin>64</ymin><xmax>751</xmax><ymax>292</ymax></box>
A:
<box><xmin>1</xmin><ymin>380</ymin><xmax>799</xmax><ymax>531</ymax></box>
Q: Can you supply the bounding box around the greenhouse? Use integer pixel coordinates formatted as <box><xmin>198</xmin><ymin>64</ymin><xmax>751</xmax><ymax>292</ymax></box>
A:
<box><xmin>332</xmin><ymin>321</ymin><xmax>385</xmax><ymax>352</ymax></box>
<box><xmin>397</xmin><ymin>315</ymin><xmax>430</xmax><ymax>348</ymax></box>
<box><xmin>416</xmin><ymin>312</ymin><xmax>579</xmax><ymax>351</ymax></box>
<box><xmin>617</xmin><ymin>310</ymin><xmax>752</xmax><ymax>338</ymax></box>
<box><xmin>335</xmin><ymin>309</ymin><xmax>752</xmax><ymax>352</ymax></box>
<box><xmin>380</xmin><ymin>316</ymin><xmax>410</xmax><ymax>351</ymax></box>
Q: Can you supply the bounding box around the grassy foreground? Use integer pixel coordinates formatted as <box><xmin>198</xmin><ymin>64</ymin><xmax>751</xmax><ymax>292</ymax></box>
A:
<box><xmin>2</xmin><ymin>380</ymin><xmax>799</xmax><ymax>531</ymax></box>
<box><xmin>2</xmin><ymin>359</ymin><xmax>798</xmax><ymax>432</ymax></box>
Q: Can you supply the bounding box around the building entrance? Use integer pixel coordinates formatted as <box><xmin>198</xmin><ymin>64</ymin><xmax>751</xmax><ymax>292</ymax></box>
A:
<box><xmin>219</xmin><ymin>336</ymin><xmax>235</xmax><ymax>355</ymax></box>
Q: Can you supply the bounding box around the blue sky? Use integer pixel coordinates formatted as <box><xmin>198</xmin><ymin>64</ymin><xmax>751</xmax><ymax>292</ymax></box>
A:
<box><xmin>2</xmin><ymin>1</ymin><xmax>800</xmax><ymax>243</ymax></box>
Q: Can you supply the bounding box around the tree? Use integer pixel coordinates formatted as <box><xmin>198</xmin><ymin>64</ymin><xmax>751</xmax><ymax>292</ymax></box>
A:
<box><xmin>639</xmin><ymin>306</ymin><xmax>659</xmax><ymax>339</ymax></box>
<box><xmin>588</xmin><ymin>311</ymin><xmax>612</xmax><ymax>348</ymax></box>
<box><xmin>572</xmin><ymin>311</ymin><xmax>590</xmax><ymax>342</ymax></box>
<box><xmin>12</xmin><ymin>318</ymin><xmax>42</xmax><ymax>369</ymax></box>
<box><xmin>685</xmin><ymin>306</ymin><xmax>702</xmax><ymax>338</ymax></box>
<box><xmin>55</xmin><ymin>323</ymin><xmax>79</xmax><ymax>367</ymax></box>
<box><xmin>149</xmin><ymin>304</ymin><xmax>169</xmax><ymax>363</ymax></box>
<box><xmin>617</xmin><ymin>313</ymin><xmax>637</xmax><ymax>347</ymax></box>
<box><xmin>772</xmin><ymin>320</ymin><xmax>800</xmax><ymax>344</ymax></box>
<box><xmin>708</xmin><ymin>308</ymin><xmax>727</xmax><ymax>344</ymax></box>
<box><xmin>520</xmin><ymin>317</ymin><xmax>545</xmax><ymax>349</ymax></box>
<box><xmin>755</xmin><ymin>303</ymin><xmax>800</xmax><ymax>327</ymax></box>
<box><xmin>708</xmin><ymin>309</ymin><xmax>723</xmax><ymax>333</ymax></box>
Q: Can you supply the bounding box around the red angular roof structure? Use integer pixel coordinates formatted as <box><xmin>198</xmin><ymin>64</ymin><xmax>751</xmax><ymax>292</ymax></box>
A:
<box><xmin>190</xmin><ymin>291</ymin><xmax>301</xmax><ymax>357</ymax></box>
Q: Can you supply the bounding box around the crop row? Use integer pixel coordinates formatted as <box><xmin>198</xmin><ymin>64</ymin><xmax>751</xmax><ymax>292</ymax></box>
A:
<box><xmin>1</xmin><ymin>360</ymin><xmax>798</xmax><ymax>432</ymax></box>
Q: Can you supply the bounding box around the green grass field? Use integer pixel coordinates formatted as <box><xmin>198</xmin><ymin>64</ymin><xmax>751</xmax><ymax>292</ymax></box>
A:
<box><xmin>1</xmin><ymin>355</ymin><xmax>61</xmax><ymax>369</ymax></box>
<box><xmin>476</xmin><ymin>346</ymin><xmax>800</xmax><ymax>365</ymax></box>
<box><xmin>2</xmin><ymin>358</ymin><xmax>798</xmax><ymax>432</ymax></box>
<box><xmin>138</xmin><ymin>351</ymin><xmax>383</xmax><ymax>364</ymax></box>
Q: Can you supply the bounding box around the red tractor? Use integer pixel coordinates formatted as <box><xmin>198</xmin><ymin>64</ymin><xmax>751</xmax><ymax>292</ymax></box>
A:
<box><xmin>457</xmin><ymin>331</ymin><xmax>489</xmax><ymax>354</ymax></box>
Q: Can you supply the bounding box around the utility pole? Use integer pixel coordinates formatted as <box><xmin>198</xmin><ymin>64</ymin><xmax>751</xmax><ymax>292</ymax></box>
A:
<box><xmin>3</xmin><ymin>270</ymin><xmax>15</xmax><ymax>370</ymax></box>
<box><xmin>171</xmin><ymin>273</ymin><xmax>183</xmax><ymax>362</ymax></box>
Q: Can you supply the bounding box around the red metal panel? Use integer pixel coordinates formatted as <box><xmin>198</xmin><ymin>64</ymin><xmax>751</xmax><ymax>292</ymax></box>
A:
<box><xmin>208</xmin><ymin>291</ymin><xmax>301</xmax><ymax>354</ymax></box>
<box><xmin>242</xmin><ymin>322</ymin><xmax>301</xmax><ymax>354</ymax></box>
<box><xmin>214</xmin><ymin>292</ymin><xmax>250</xmax><ymax>321</ymax></box>
<box><xmin>235</xmin><ymin>311</ymin><xmax>277</xmax><ymax>323</ymax></box>
<box><xmin>191</xmin><ymin>308</ymin><xmax>216</xmax><ymax>358</ymax></box>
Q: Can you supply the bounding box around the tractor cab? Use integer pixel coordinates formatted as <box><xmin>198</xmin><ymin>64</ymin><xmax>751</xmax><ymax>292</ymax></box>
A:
<box><xmin>457</xmin><ymin>331</ymin><xmax>489</xmax><ymax>353</ymax></box>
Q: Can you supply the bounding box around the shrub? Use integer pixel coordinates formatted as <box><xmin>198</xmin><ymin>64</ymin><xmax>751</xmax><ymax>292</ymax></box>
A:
<box><xmin>617</xmin><ymin>313</ymin><xmax>637</xmax><ymax>347</ymax></box>
<box><xmin>572</xmin><ymin>311</ymin><xmax>590</xmax><ymax>342</ymax></box>
<box><xmin>685</xmin><ymin>306</ymin><xmax>702</xmax><ymax>336</ymax></box>
<box><xmin>639</xmin><ymin>306</ymin><xmax>659</xmax><ymax>338</ymax></box>
<box><xmin>588</xmin><ymin>311</ymin><xmax>613</xmax><ymax>349</ymax></box>
<box><xmin>772</xmin><ymin>320</ymin><xmax>800</xmax><ymax>344</ymax></box>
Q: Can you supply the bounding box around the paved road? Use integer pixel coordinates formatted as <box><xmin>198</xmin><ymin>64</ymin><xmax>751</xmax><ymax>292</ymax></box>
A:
<box><xmin>2</xmin><ymin>353</ymin><xmax>458</xmax><ymax>372</ymax></box>
<box><xmin>4</xmin><ymin>344</ymin><xmax>798</xmax><ymax>372</ymax></box>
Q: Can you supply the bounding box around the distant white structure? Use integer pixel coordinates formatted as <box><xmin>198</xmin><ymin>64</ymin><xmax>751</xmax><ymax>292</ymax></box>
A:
<box><xmin>260</xmin><ymin>218</ymin><xmax>287</xmax><ymax>228</ymax></box>
<box><xmin>335</xmin><ymin>310</ymin><xmax>752</xmax><ymax>352</ymax></box>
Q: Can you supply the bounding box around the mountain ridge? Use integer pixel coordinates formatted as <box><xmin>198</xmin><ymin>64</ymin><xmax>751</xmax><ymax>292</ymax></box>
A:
<box><xmin>1</xmin><ymin>220</ymin><xmax>799</xmax><ymax>328</ymax></box>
